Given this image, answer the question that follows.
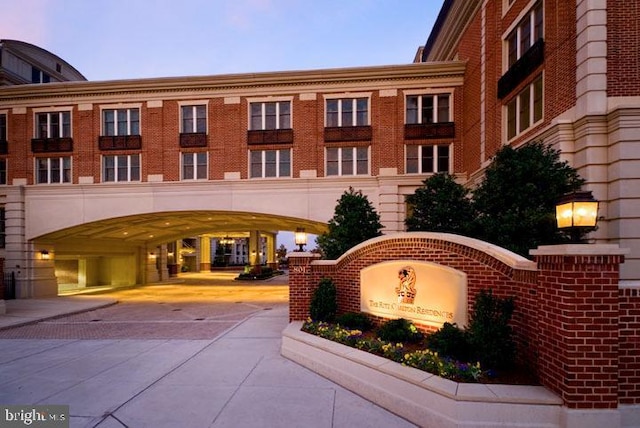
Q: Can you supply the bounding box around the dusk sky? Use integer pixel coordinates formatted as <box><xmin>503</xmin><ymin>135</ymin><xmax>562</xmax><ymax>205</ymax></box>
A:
<box><xmin>1</xmin><ymin>0</ymin><xmax>445</xmax><ymax>81</ymax></box>
<box><xmin>1</xmin><ymin>0</ymin><xmax>445</xmax><ymax>250</ymax></box>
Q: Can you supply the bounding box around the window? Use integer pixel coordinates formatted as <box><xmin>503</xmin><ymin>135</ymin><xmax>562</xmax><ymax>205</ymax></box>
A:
<box><xmin>0</xmin><ymin>114</ymin><xmax>6</xmax><ymax>141</ymax></box>
<box><xmin>31</xmin><ymin>67</ymin><xmax>50</xmax><ymax>83</ymax></box>
<box><xmin>506</xmin><ymin>2</ymin><xmax>543</xmax><ymax>67</ymax></box>
<box><xmin>326</xmin><ymin>98</ymin><xmax>368</xmax><ymax>127</ymax></box>
<box><xmin>506</xmin><ymin>75</ymin><xmax>543</xmax><ymax>140</ymax></box>
<box><xmin>182</xmin><ymin>152</ymin><xmax>208</xmax><ymax>180</ymax></box>
<box><xmin>406</xmin><ymin>145</ymin><xmax>450</xmax><ymax>174</ymax></box>
<box><xmin>36</xmin><ymin>112</ymin><xmax>71</xmax><ymax>138</ymax></box>
<box><xmin>102</xmin><ymin>154</ymin><xmax>140</xmax><ymax>182</ymax></box>
<box><xmin>406</xmin><ymin>94</ymin><xmax>451</xmax><ymax>124</ymax></box>
<box><xmin>326</xmin><ymin>147</ymin><xmax>369</xmax><ymax>176</ymax></box>
<box><xmin>102</xmin><ymin>108</ymin><xmax>140</xmax><ymax>136</ymax></box>
<box><xmin>0</xmin><ymin>159</ymin><xmax>6</xmax><ymax>185</ymax></box>
<box><xmin>250</xmin><ymin>149</ymin><xmax>291</xmax><ymax>178</ymax></box>
<box><xmin>250</xmin><ymin>101</ymin><xmax>291</xmax><ymax>130</ymax></box>
<box><xmin>36</xmin><ymin>157</ymin><xmax>71</xmax><ymax>184</ymax></box>
<box><xmin>181</xmin><ymin>105</ymin><xmax>206</xmax><ymax>133</ymax></box>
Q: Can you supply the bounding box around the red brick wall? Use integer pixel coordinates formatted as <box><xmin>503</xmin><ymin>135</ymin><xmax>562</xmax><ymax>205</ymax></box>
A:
<box><xmin>5</xmin><ymin>83</ymin><xmax>467</xmax><ymax>184</ymax></box>
<box><xmin>289</xmin><ymin>235</ymin><xmax>637</xmax><ymax>408</ymax></box>
<box><xmin>619</xmin><ymin>287</ymin><xmax>640</xmax><ymax>404</ymax></box>
<box><xmin>289</xmin><ymin>235</ymin><xmax>540</xmax><ymax>373</ymax></box>
<box><xmin>607</xmin><ymin>1</ymin><xmax>640</xmax><ymax>97</ymax></box>
<box><xmin>534</xmin><ymin>253</ymin><xmax>622</xmax><ymax>409</ymax></box>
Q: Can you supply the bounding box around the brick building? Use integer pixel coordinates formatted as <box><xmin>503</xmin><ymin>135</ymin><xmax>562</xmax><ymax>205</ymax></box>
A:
<box><xmin>0</xmin><ymin>0</ymin><xmax>638</xmax><ymax>297</ymax></box>
<box><xmin>419</xmin><ymin>0</ymin><xmax>640</xmax><ymax>282</ymax></box>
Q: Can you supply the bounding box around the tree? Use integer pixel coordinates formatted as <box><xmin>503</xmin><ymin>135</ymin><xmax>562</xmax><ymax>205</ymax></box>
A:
<box><xmin>405</xmin><ymin>172</ymin><xmax>474</xmax><ymax>234</ymax></box>
<box><xmin>404</xmin><ymin>141</ymin><xmax>586</xmax><ymax>258</ymax></box>
<box><xmin>471</xmin><ymin>141</ymin><xmax>584</xmax><ymax>256</ymax></box>
<box><xmin>276</xmin><ymin>244</ymin><xmax>288</xmax><ymax>263</ymax></box>
<box><xmin>317</xmin><ymin>187</ymin><xmax>383</xmax><ymax>259</ymax></box>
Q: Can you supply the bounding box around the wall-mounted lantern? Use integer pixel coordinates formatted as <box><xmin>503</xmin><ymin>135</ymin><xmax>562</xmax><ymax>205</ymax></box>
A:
<box><xmin>555</xmin><ymin>190</ymin><xmax>599</xmax><ymax>243</ymax></box>
<box><xmin>295</xmin><ymin>228</ymin><xmax>307</xmax><ymax>252</ymax></box>
<box><xmin>40</xmin><ymin>250</ymin><xmax>50</xmax><ymax>260</ymax></box>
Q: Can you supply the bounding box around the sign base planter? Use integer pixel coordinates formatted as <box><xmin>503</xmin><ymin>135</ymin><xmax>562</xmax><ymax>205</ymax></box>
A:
<box><xmin>281</xmin><ymin>321</ymin><xmax>624</xmax><ymax>428</ymax></box>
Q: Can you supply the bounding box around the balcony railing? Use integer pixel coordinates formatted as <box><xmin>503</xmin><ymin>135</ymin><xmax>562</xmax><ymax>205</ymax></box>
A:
<box><xmin>498</xmin><ymin>38</ymin><xmax>545</xmax><ymax>99</ymax></box>
<box><xmin>31</xmin><ymin>137</ymin><xmax>73</xmax><ymax>153</ymax></box>
<box><xmin>179</xmin><ymin>132</ymin><xmax>207</xmax><ymax>148</ymax></box>
<box><xmin>98</xmin><ymin>135</ymin><xmax>142</xmax><ymax>150</ymax></box>
<box><xmin>404</xmin><ymin>122</ymin><xmax>455</xmax><ymax>140</ymax></box>
<box><xmin>247</xmin><ymin>129</ymin><xmax>294</xmax><ymax>145</ymax></box>
<box><xmin>324</xmin><ymin>126</ymin><xmax>372</xmax><ymax>142</ymax></box>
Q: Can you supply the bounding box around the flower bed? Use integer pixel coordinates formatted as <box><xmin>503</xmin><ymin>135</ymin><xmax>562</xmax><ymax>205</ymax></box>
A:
<box><xmin>302</xmin><ymin>319</ymin><xmax>483</xmax><ymax>382</ymax></box>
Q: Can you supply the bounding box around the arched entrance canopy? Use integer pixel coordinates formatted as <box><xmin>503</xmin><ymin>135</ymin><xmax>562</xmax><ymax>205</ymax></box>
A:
<box><xmin>34</xmin><ymin>210</ymin><xmax>328</xmax><ymax>246</ymax></box>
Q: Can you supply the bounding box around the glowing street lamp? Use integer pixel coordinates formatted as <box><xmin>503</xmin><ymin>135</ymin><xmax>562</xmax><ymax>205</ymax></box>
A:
<box><xmin>555</xmin><ymin>191</ymin><xmax>599</xmax><ymax>243</ymax></box>
<box><xmin>295</xmin><ymin>228</ymin><xmax>307</xmax><ymax>252</ymax></box>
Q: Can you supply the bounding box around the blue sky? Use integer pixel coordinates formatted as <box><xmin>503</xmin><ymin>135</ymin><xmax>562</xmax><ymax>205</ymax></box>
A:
<box><xmin>1</xmin><ymin>0</ymin><xmax>444</xmax><ymax>81</ymax></box>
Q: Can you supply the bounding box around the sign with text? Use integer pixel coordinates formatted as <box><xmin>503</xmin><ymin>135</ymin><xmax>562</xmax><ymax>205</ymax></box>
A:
<box><xmin>1</xmin><ymin>405</ymin><xmax>69</xmax><ymax>427</ymax></box>
<box><xmin>360</xmin><ymin>260</ymin><xmax>467</xmax><ymax>328</ymax></box>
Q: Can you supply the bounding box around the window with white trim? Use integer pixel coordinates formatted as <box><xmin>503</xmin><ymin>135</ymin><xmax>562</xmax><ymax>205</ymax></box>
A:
<box><xmin>250</xmin><ymin>149</ymin><xmax>291</xmax><ymax>178</ymax></box>
<box><xmin>506</xmin><ymin>74</ymin><xmax>543</xmax><ymax>140</ymax></box>
<box><xmin>36</xmin><ymin>112</ymin><xmax>71</xmax><ymax>138</ymax></box>
<box><xmin>36</xmin><ymin>157</ymin><xmax>71</xmax><ymax>184</ymax></box>
<box><xmin>181</xmin><ymin>105</ymin><xmax>206</xmax><ymax>133</ymax></box>
<box><xmin>181</xmin><ymin>152</ymin><xmax>208</xmax><ymax>180</ymax></box>
<box><xmin>250</xmin><ymin>101</ymin><xmax>291</xmax><ymax>130</ymax></box>
<box><xmin>102</xmin><ymin>108</ymin><xmax>140</xmax><ymax>136</ymax></box>
<box><xmin>406</xmin><ymin>94</ymin><xmax>451</xmax><ymax>124</ymax></box>
<box><xmin>102</xmin><ymin>154</ymin><xmax>140</xmax><ymax>182</ymax></box>
<box><xmin>406</xmin><ymin>145</ymin><xmax>451</xmax><ymax>174</ymax></box>
<box><xmin>326</xmin><ymin>98</ymin><xmax>368</xmax><ymax>127</ymax></box>
<box><xmin>506</xmin><ymin>1</ymin><xmax>543</xmax><ymax>67</ymax></box>
<box><xmin>326</xmin><ymin>146</ymin><xmax>369</xmax><ymax>176</ymax></box>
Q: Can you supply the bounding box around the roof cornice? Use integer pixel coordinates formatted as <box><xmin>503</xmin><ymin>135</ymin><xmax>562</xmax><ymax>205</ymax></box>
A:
<box><xmin>423</xmin><ymin>0</ymin><xmax>482</xmax><ymax>61</ymax></box>
<box><xmin>0</xmin><ymin>62</ymin><xmax>466</xmax><ymax>105</ymax></box>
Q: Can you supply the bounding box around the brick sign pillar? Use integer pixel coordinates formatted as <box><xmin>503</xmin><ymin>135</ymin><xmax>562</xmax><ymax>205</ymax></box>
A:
<box><xmin>287</xmin><ymin>252</ymin><xmax>321</xmax><ymax>322</ymax></box>
<box><xmin>531</xmin><ymin>244</ymin><xmax>628</xmax><ymax>410</ymax></box>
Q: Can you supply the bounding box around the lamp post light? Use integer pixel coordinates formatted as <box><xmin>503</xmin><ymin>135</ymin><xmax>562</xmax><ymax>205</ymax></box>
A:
<box><xmin>294</xmin><ymin>228</ymin><xmax>307</xmax><ymax>252</ymax></box>
<box><xmin>555</xmin><ymin>190</ymin><xmax>599</xmax><ymax>243</ymax></box>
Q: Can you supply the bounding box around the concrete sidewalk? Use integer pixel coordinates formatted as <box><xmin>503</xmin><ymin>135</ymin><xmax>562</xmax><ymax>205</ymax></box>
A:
<box><xmin>0</xmin><ymin>297</ymin><xmax>415</xmax><ymax>427</ymax></box>
<box><xmin>0</xmin><ymin>296</ymin><xmax>117</xmax><ymax>330</ymax></box>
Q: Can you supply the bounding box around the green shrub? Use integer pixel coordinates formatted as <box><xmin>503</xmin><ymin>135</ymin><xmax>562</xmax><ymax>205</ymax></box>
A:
<box><xmin>309</xmin><ymin>278</ymin><xmax>337</xmax><ymax>322</ymax></box>
<box><xmin>467</xmin><ymin>289</ymin><xmax>515</xmax><ymax>369</ymax></box>
<box><xmin>426</xmin><ymin>322</ymin><xmax>471</xmax><ymax>362</ymax></box>
<box><xmin>377</xmin><ymin>318</ymin><xmax>423</xmax><ymax>344</ymax></box>
<box><xmin>335</xmin><ymin>312</ymin><xmax>373</xmax><ymax>331</ymax></box>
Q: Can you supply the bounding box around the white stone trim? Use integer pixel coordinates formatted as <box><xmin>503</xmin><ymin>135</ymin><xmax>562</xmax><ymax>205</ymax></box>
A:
<box><xmin>530</xmin><ymin>244</ymin><xmax>630</xmax><ymax>256</ymax></box>
<box><xmin>326</xmin><ymin>232</ymin><xmax>538</xmax><ymax>270</ymax></box>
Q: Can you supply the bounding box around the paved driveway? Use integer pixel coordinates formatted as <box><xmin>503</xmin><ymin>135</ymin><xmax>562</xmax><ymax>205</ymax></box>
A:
<box><xmin>0</xmin><ymin>277</ymin><xmax>288</xmax><ymax>340</ymax></box>
<box><xmin>0</xmin><ymin>274</ymin><xmax>416</xmax><ymax>428</ymax></box>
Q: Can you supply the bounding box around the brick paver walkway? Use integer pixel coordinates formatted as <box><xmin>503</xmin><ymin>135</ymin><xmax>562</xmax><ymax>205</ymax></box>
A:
<box><xmin>0</xmin><ymin>281</ymin><xmax>289</xmax><ymax>340</ymax></box>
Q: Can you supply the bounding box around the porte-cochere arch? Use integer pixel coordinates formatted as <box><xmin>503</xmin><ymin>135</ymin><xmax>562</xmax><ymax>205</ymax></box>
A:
<box><xmin>6</xmin><ymin>179</ymin><xmax>383</xmax><ymax>297</ymax></box>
